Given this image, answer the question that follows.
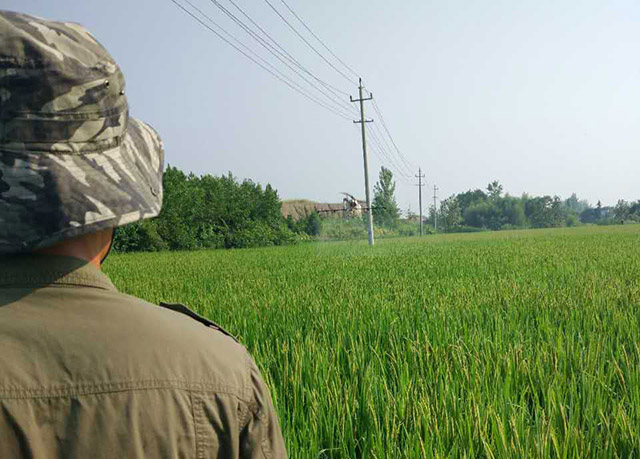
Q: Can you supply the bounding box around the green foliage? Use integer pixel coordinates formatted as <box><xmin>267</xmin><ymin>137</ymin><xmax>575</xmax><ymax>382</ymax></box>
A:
<box><xmin>580</xmin><ymin>207</ymin><xmax>603</xmax><ymax>224</ymax></box>
<box><xmin>395</xmin><ymin>219</ymin><xmax>430</xmax><ymax>237</ymax></box>
<box><xmin>372</xmin><ymin>166</ymin><xmax>400</xmax><ymax>228</ymax></box>
<box><xmin>317</xmin><ymin>218</ymin><xmax>368</xmax><ymax>240</ymax></box>
<box><xmin>438</xmin><ymin>195</ymin><xmax>463</xmax><ymax>231</ymax></box>
<box><xmin>446</xmin><ymin>225</ymin><xmax>488</xmax><ymax>233</ymax></box>
<box><xmin>427</xmin><ymin>205</ymin><xmax>437</xmax><ymax>227</ymax></box>
<box><xmin>113</xmin><ymin>219</ymin><xmax>167</xmax><ymax>253</ymax></box>
<box><xmin>464</xmin><ymin>201</ymin><xmax>501</xmax><ymax>229</ymax></box>
<box><xmin>439</xmin><ymin>183</ymin><xmax>640</xmax><ymax>232</ymax></box>
<box><xmin>115</xmin><ymin>166</ymin><xmax>639</xmax><ymax>249</ymax></box>
<box><xmin>454</xmin><ymin>183</ymin><xmax>526</xmax><ymax>231</ymax></box>
<box><xmin>314</xmin><ymin>217</ymin><xmax>435</xmax><ymax>241</ymax></box>
<box><xmin>499</xmin><ymin>196</ymin><xmax>528</xmax><ymax>227</ymax></box>
<box><xmin>457</xmin><ymin>189</ymin><xmax>488</xmax><ymax>215</ymax></box>
<box><xmin>565</xmin><ymin>213</ymin><xmax>580</xmax><ymax>227</ymax></box>
<box><xmin>524</xmin><ymin>195</ymin><xmax>566</xmax><ymax>228</ymax></box>
<box><xmin>564</xmin><ymin>193</ymin><xmax>589</xmax><ymax>214</ymax></box>
<box><xmin>105</xmin><ymin>225</ymin><xmax>640</xmax><ymax>457</ymax></box>
<box><xmin>295</xmin><ymin>211</ymin><xmax>322</xmax><ymax>237</ymax></box>
<box><xmin>284</xmin><ymin>210</ymin><xmax>324</xmax><ymax>238</ymax></box>
<box><xmin>114</xmin><ymin>165</ymin><xmax>298</xmax><ymax>252</ymax></box>
<box><xmin>614</xmin><ymin>200</ymin><xmax>631</xmax><ymax>222</ymax></box>
<box><xmin>486</xmin><ymin>179</ymin><xmax>503</xmax><ymax>200</ymax></box>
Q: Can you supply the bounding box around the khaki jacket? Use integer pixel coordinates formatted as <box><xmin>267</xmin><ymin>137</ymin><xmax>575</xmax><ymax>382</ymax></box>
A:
<box><xmin>0</xmin><ymin>255</ymin><xmax>286</xmax><ymax>458</ymax></box>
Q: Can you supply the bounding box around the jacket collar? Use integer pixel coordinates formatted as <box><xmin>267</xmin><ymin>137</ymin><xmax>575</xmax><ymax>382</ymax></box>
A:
<box><xmin>0</xmin><ymin>255</ymin><xmax>117</xmax><ymax>291</ymax></box>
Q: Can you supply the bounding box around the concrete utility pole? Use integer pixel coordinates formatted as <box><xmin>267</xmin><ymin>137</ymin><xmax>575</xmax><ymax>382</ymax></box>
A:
<box><xmin>416</xmin><ymin>168</ymin><xmax>425</xmax><ymax>236</ymax></box>
<box><xmin>433</xmin><ymin>185</ymin><xmax>439</xmax><ymax>232</ymax></box>
<box><xmin>350</xmin><ymin>78</ymin><xmax>374</xmax><ymax>246</ymax></box>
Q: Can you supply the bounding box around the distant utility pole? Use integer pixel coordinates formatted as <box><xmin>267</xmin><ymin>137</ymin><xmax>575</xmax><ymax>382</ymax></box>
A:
<box><xmin>350</xmin><ymin>78</ymin><xmax>374</xmax><ymax>246</ymax></box>
<box><xmin>433</xmin><ymin>185</ymin><xmax>439</xmax><ymax>232</ymax></box>
<box><xmin>416</xmin><ymin>168</ymin><xmax>425</xmax><ymax>236</ymax></box>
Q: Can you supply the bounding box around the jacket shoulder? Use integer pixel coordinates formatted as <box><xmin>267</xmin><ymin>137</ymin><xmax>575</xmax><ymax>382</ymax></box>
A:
<box><xmin>158</xmin><ymin>302</ymin><xmax>239</xmax><ymax>343</ymax></box>
<box><xmin>83</xmin><ymin>290</ymin><xmax>253</xmax><ymax>397</ymax></box>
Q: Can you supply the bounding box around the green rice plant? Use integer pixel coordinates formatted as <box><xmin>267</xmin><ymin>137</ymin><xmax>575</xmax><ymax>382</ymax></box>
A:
<box><xmin>105</xmin><ymin>224</ymin><xmax>640</xmax><ymax>458</ymax></box>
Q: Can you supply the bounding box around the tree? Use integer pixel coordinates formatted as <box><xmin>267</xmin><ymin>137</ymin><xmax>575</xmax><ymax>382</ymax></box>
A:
<box><xmin>464</xmin><ymin>202</ymin><xmax>497</xmax><ymax>229</ymax></box>
<box><xmin>372</xmin><ymin>166</ymin><xmax>400</xmax><ymax>227</ymax></box>
<box><xmin>630</xmin><ymin>201</ymin><xmax>640</xmax><ymax>220</ymax></box>
<box><xmin>296</xmin><ymin>210</ymin><xmax>322</xmax><ymax>236</ymax></box>
<box><xmin>614</xmin><ymin>200</ymin><xmax>630</xmax><ymax>222</ymax></box>
<box><xmin>564</xmin><ymin>193</ymin><xmax>589</xmax><ymax>214</ymax></box>
<box><xmin>113</xmin><ymin>219</ymin><xmax>166</xmax><ymax>252</ymax></box>
<box><xmin>524</xmin><ymin>195</ymin><xmax>565</xmax><ymax>228</ymax></box>
<box><xmin>458</xmin><ymin>189</ymin><xmax>489</xmax><ymax>227</ymax></box>
<box><xmin>487</xmin><ymin>180</ymin><xmax>503</xmax><ymax>200</ymax></box>
<box><xmin>457</xmin><ymin>189</ymin><xmax>488</xmax><ymax>217</ymax></box>
<box><xmin>155</xmin><ymin>165</ymin><xmax>200</xmax><ymax>250</ymax></box>
<box><xmin>580</xmin><ymin>207</ymin><xmax>600</xmax><ymax>224</ymax></box>
<box><xmin>439</xmin><ymin>195</ymin><xmax>462</xmax><ymax>231</ymax></box>
<box><xmin>499</xmin><ymin>196</ymin><xmax>527</xmax><ymax>227</ymax></box>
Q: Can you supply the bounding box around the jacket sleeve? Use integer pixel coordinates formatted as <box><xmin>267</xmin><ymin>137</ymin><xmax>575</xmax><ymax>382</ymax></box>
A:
<box><xmin>240</xmin><ymin>356</ymin><xmax>287</xmax><ymax>459</ymax></box>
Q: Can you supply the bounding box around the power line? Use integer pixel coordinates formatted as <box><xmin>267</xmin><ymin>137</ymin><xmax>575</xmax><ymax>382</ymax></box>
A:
<box><xmin>365</xmin><ymin>124</ymin><xmax>412</xmax><ymax>182</ymax></box>
<box><xmin>209</xmin><ymin>0</ymin><xmax>355</xmax><ymax>110</ymax></box>
<box><xmin>369</xmin><ymin>116</ymin><xmax>413</xmax><ymax>178</ymax></box>
<box><xmin>370</xmin><ymin>95</ymin><xmax>417</xmax><ymax>174</ymax></box>
<box><xmin>262</xmin><ymin>0</ymin><xmax>358</xmax><ymax>86</ymax></box>
<box><xmin>223</xmin><ymin>0</ymin><xmax>353</xmax><ymax>98</ymax></box>
<box><xmin>364</xmin><ymin>124</ymin><xmax>413</xmax><ymax>185</ymax></box>
<box><xmin>360</xmin><ymin>83</ymin><xmax>414</xmax><ymax>178</ymax></box>
<box><xmin>363</xmin><ymin>84</ymin><xmax>415</xmax><ymax>171</ymax></box>
<box><xmin>202</xmin><ymin>0</ymin><xmax>356</xmax><ymax>116</ymax></box>
<box><xmin>173</xmin><ymin>0</ymin><xmax>415</xmax><ymax>196</ymax></box>
<box><xmin>277</xmin><ymin>0</ymin><xmax>361</xmax><ymax>81</ymax></box>
<box><xmin>171</xmin><ymin>0</ymin><xmax>353</xmax><ymax>120</ymax></box>
<box><xmin>363</xmin><ymin>130</ymin><xmax>393</xmax><ymax>170</ymax></box>
<box><xmin>251</xmin><ymin>4</ymin><xmax>413</xmax><ymax>187</ymax></box>
<box><xmin>363</xmin><ymin>124</ymin><xmax>395</xmax><ymax>169</ymax></box>
<box><xmin>366</xmin><ymin>128</ymin><xmax>412</xmax><ymax>183</ymax></box>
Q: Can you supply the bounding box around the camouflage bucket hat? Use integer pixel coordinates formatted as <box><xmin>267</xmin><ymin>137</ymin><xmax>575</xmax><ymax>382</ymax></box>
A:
<box><xmin>0</xmin><ymin>10</ymin><xmax>164</xmax><ymax>254</ymax></box>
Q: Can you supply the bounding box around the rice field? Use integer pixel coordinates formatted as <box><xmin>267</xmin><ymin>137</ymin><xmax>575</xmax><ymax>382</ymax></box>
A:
<box><xmin>105</xmin><ymin>224</ymin><xmax>640</xmax><ymax>458</ymax></box>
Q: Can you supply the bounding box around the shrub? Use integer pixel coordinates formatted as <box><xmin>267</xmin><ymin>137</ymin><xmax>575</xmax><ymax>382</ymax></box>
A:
<box><xmin>113</xmin><ymin>220</ymin><xmax>167</xmax><ymax>252</ymax></box>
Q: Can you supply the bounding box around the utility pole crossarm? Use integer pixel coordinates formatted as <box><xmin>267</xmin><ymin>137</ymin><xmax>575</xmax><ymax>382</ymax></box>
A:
<box><xmin>350</xmin><ymin>77</ymin><xmax>375</xmax><ymax>246</ymax></box>
<box><xmin>350</xmin><ymin>94</ymin><xmax>373</xmax><ymax>103</ymax></box>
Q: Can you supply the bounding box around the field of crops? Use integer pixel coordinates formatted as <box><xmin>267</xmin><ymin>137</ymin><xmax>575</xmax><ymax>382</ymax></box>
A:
<box><xmin>105</xmin><ymin>225</ymin><xmax>640</xmax><ymax>458</ymax></box>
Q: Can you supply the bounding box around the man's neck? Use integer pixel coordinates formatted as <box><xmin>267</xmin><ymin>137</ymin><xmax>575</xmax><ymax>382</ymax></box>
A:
<box><xmin>35</xmin><ymin>229</ymin><xmax>114</xmax><ymax>269</ymax></box>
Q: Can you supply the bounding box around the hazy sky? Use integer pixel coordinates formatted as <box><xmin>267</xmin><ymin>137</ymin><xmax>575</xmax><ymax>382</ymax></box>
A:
<box><xmin>9</xmin><ymin>0</ymin><xmax>639</xmax><ymax>211</ymax></box>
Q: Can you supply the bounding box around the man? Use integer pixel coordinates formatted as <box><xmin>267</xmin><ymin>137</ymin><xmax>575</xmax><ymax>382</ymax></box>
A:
<box><xmin>0</xmin><ymin>10</ymin><xmax>286</xmax><ymax>458</ymax></box>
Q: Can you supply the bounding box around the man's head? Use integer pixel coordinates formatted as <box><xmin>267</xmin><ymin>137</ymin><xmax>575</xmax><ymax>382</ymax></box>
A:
<box><xmin>0</xmin><ymin>10</ymin><xmax>164</xmax><ymax>257</ymax></box>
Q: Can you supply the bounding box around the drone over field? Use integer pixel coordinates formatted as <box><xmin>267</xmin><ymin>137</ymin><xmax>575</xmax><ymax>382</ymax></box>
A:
<box><xmin>341</xmin><ymin>192</ymin><xmax>363</xmax><ymax>218</ymax></box>
<box><xmin>314</xmin><ymin>193</ymin><xmax>364</xmax><ymax>219</ymax></box>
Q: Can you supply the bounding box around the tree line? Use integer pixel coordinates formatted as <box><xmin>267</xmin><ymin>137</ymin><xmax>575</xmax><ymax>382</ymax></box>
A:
<box><xmin>430</xmin><ymin>180</ymin><xmax>639</xmax><ymax>232</ymax></box>
<box><xmin>360</xmin><ymin>168</ymin><xmax>638</xmax><ymax>233</ymax></box>
<box><xmin>114</xmin><ymin>165</ymin><xmax>638</xmax><ymax>253</ymax></box>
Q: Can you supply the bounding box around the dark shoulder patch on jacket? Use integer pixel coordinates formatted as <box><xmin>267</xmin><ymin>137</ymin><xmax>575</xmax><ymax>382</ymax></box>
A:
<box><xmin>158</xmin><ymin>302</ymin><xmax>239</xmax><ymax>343</ymax></box>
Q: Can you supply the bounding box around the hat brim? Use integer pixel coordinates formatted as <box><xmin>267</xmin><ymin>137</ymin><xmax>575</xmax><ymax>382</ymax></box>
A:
<box><xmin>0</xmin><ymin>118</ymin><xmax>164</xmax><ymax>254</ymax></box>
